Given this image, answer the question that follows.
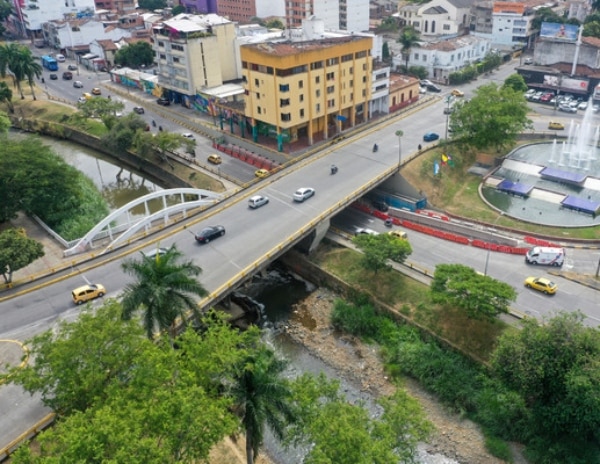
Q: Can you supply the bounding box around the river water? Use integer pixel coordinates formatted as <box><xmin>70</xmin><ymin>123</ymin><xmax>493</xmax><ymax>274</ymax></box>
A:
<box><xmin>251</xmin><ymin>266</ymin><xmax>460</xmax><ymax>464</ymax></box>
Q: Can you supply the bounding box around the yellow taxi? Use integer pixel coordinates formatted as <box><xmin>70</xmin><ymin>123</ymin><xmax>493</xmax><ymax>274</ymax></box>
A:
<box><xmin>91</xmin><ymin>87</ymin><xmax>102</xmax><ymax>95</ymax></box>
<box><xmin>255</xmin><ymin>168</ymin><xmax>270</xmax><ymax>178</ymax></box>
<box><xmin>451</xmin><ymin>89</ymin><xmax>464</xmax><ymax>97</ymax></box>
<box><xmin>524</xmin><ymin>277</ymin><xmax>557</xmax><ymax>295</ymax></box>
<box><xmin>207</xmin><ymin>154</ymin><xmax>222</xmax><ymax>165</ymax></box>
<box><xmin>82</xmin><ymin>92</ymin><xmax>93</xmax><ymax>101</ymax></box>
<box><xmin>548</xmin><ymin>121</ymin><xmax>565</xmax><ymax>130</ymax></box>
<box><xmin>72</xmin><ymin>283</ymin><xmax>106</xmax><ymax>305</ymax></box>
<box><xmin>388</xmin><ymin>230</ymin><xmax>408</xmax><ymax>240</ymax></box>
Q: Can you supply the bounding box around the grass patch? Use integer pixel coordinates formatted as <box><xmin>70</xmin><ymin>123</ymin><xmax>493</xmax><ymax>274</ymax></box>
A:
<box><xmin>404</xmin><ymin>143</ymin><xmax>600</xmax><ymax>240</ymax></box>
<box><xmin>311</xmin><ymin>242</ymin><xmax>508</xmax><ymax>361</ymax></box>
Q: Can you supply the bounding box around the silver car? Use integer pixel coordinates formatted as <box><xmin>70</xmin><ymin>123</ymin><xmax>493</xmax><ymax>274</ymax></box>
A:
<box><xmin>293</xmin><ymin>187</ymin><xmax>315</xmax><ymax>202</ymax></box>
<box><xmin>248</xmin><ymin>195</ymin><xmax>269</xmax><ymax>209</ymax></box>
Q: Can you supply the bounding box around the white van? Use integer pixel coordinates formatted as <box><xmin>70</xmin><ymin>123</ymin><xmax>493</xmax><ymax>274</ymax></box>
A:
<box><xmin>525</xmin><ymin>246</ymin><xmax>565</xmax><ymax>267</ymax></box>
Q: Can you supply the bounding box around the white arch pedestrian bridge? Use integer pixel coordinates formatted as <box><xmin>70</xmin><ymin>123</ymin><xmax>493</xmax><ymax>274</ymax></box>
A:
<box><xmin>64</xmin><ymin>188</ymin><xmax>222</xmax><ymax>257</ymax></box>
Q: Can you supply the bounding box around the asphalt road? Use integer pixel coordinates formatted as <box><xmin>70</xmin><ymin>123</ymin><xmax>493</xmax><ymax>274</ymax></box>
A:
<box><xmin>2</xmin><ymin>54</ymin><xmax>600</xmax><ymax>451</ymax></box>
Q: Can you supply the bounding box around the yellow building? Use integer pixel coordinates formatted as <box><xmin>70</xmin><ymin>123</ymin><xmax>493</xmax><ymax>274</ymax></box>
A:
<box><xmin>240</xmin><ymin>35</ymin><xmax>373</xmax><ymax>148</ymax></box>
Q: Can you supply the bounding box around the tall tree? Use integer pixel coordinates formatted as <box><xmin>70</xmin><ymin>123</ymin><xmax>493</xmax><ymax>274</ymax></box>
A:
<box><xmin>114</xmin><ymin>41</ymin><xmax>155</xmax><ymax>68</ymax></box>
<box><xmin>287</xmin><ymin>373</ymin><xmax>432</xmax><ymax>463</ymax></box>
<box><xmin>503</xmin><ymin>73</ymin><xmax>528</xmax><ymax>93</ymax></box>
<box><xmin>352</xmin><ymin>232</ymin><xmax>412</xmax><ymax>274</ymax></box>
<box><xmin>397</xmin><ymin>26</ymin><xmax>420</xmax><ymax>72</ymax></box>
<box><xmin>0</xmin><ymin>228</ymin><xmax>44</xmax><ymax>283</ymax></box>
<box><xmin>120</xmin><ymin>244</ymin><xmax>208</xmax><ymax>339</ymax></box>
<box><xmin>0</xmin><ymin>42</ymin><xmax>26</xmax><ymax>98</ymax></box>
<box><xmin>491</xmin><ymin>312</ymin><xmax>600</xmax><ymax>461</ymax></box>
<box><xmin>450</xmin><ymin>83</ymin><xmax>532</xmax><ymax>152</ymax></box>
<box><xmin>229</xmin><ymin>347</ymin><xmax>297</xmax><ymax>464</ymax></box>
<box><xmin>431</xmin><ymin>264</ymin><xmax>516</xmax><ymax>321</ymax></box>
<box><xmin>19</xmin><ymin>47</ymin><xmax>43</xmax><ymax>100</ymax></box>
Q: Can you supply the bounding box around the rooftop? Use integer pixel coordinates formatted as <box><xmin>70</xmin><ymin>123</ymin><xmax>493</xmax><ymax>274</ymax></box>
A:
<box><xmin>242</xmin><ymin>35</ymin><xmax>369</xmax><ymax>56</ymax></box>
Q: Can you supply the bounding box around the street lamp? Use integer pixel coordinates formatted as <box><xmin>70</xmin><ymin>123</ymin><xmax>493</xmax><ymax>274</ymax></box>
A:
<box><xmin>484</xmin><ymin>213</ymin><xmax>504</xmax><ymax>276</ymax></box>
<box><xmin>395</xmin><ymin>129</ymin><xmax>403</xmax><ymax>169</ymax></box>
<box><xmin>444</xmin><ymin>95</ymin><xmax>453</xmax><ymax>140</ymax></box>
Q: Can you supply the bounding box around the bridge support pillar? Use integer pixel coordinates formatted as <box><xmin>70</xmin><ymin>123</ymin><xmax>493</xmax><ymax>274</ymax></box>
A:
<box><xmin>294</xmin><ymin>219</ymin><xmax>330</xmax><ymax>255</ymax></box>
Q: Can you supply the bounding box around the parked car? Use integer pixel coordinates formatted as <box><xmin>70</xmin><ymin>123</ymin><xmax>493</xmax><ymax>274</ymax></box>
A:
<box><xmin>578</xmin><ymin>101</ymin><xmax>588</xmax><ymax>110</ymax></box>
<box><xmin>207</xmin><ymin>154</ymin><xmax>222</xmax><ymax>164</ymax></box>
<box><xmin>293</xmin><ymin>187</ymin><xmax>315</xmax><ymax>202</ymax></box>
<box><xmin>195</xmin><ymin>225</ymin><xmax>225</xmax><ymax>244</ymax></box>
<box><xmin>524</xmin><ymin>276</ymin><xmax>557</xmax><ymax>295</ymax></box>
<box><xmin>248</xmin><ymin>195</ymin><xmax>269</xmax><ymax>209</ymax></box>
<box><xmin>157</xmin><ymin>97</ymin><xmax>170</xmax><ymax>106</ymax></box>
<box><xmin>530</xmin><ymin>91</ymin><xmax>543</xmax><ymax>102</ymax></box>
<box><xmin>450</xmin><ymin>89</ymin><xmax>464</xmax><ymax>97</ymax></box>
<box><xmin>91</xmin><ymin>87</ymin><xmax>101</xmax><ymax>95</ymax></box>
<box><xmin>62</xmin><ymin>71</ymin><xmax>73</xmax><ymax>80</ymax></box>
<box><xmin>255</xmin><ymin>168</ymin><xmax>269</xmax><ymax>178</ymax></box>
<box><xmin>525</xmin><ymin>89</ymin><xmax>536</xmax><ymax>97</ymax></box>
<box><xmin>68</xmin><ymin>64</ymin><xmax>78</xmax><ymax>71</ymax></box>
<box><xmin>548</xmin><ymin>121</ymin><xmax>565</xmax><ymax>130</ymax></box>
<box><xmin>72</xmin><ymin>283</ymin><xmax>105</xmax><ymax>305</ymax></box>
<box><xmin>523</xmin><ymin>57</ymin><xmax>533</xmax><ymax>65</ymax></box>
<box><xmin>133</xmin><ymin>106</ymin><xmax>145</xmax><ymax>114</ymax></box>
<box><xmin>419</xmin><ymin>86</ymin><xmax>427</xmax><ymax>94</ymax></box>
<box><xmin>49</xmin><ymin>73</ymin><xmax>58</xmax><ymax>80</ymax></box>
<box><xmin>73</xmin><ymin>80</ymin><xmax>83</xmax><ymax>88</ymax></box>
<box><xmin>558</xmin><ymin>104</ymin><xmax>577</xmax><ymax>113</ymax></box>
<box><xmin>540</xmin><ymin>93</ymin><xmax>554</xmax><ymax>103</ymax></box>
<box><xmin>423</xmin><ymin>132</ymin><xmax>440</xmax><ymax>142</ymax></box>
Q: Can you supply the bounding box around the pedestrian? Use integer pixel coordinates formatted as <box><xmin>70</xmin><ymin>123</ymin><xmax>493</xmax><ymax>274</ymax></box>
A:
<box><xmin>418</xmin><ymin>144</ymin><xmax>422</xmax><ymax>151</ymax></box>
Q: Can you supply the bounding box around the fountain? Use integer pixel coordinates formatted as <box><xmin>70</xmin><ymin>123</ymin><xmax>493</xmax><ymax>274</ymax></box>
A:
<box><xmin>553</xmin><ymin>99</ymin><xmax>600</xmax><ymax>170</ymax></box>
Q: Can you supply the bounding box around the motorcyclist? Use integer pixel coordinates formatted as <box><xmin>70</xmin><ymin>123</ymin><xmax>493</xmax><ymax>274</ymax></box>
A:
<box><xmin>330</xmin><ymin>164</ymin><xmax>338</xmax><ymax>174</ymax></box>
<box><xmin>152</xmin><ymin>120</ymin><xmax>157</xmax><ymax>127</ymax></box>
<box><xmin>373</xmin><ymin>143</ymin><xmax>378</xmax><ymax>152</ymax></box>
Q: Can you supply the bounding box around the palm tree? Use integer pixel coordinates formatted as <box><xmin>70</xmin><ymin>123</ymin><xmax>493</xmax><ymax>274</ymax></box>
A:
<box><xmin>230</xmin><ymin>347</ymin><xmax>296</xmax><ymax>464</ymax></box>
<box><xmin>19</xmin><ymin>49</ymin><xmax>42</xmax><ymax>100</ymax></box>
<box><xmin>0</xmin><ymin>43</ymin><xmax>27</xmax><ymax>99</ymax></box>
<box><xmin>0</xmin><ymin>81</ymin><xmax>14</xmax><ymax>113</ymax></box>
<box><xmin>120</xmin><ymin>244</ymin><xmax>208</xmax><ymax>339</ymax></box>
<box><xmin>397</xmin><ymin>26</ymin><xmax>420</xmax><ymax>72</ymax></box>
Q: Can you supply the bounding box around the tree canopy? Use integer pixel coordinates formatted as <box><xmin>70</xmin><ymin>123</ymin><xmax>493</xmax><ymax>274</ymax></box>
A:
<box><xmin>114</xmin><ymin>41</ymin><xmax>155</xmax><ymax>69</ymax></box>
<box><xmin>397</xmin><ymin>26</ymin><xmax>420</xmax><ymax>71</ymax></box>
<box><xmin>352</xmin><ymin>232</ymin><xmax>412</xmax><ymax>273</ymax></box>
<box><xmin>121</xmin><ymin>244</ymin><xmax>208</xmax><ymax>339</ymax></box>
<box><xmin>450</xmin><ymin>83</ymin><xmax>532</xmax><ymax>151</ymax></box>
<box><xmin>491</xmin><ymin>312</ymin><xmax>600</xmax><ymax>461</ymax></box>
<box><xmin>6</xmin><ymin>302</ymin><xmax>261</xmax><ymax>463</ymax></box>
<box><xmin>0</xmin><ymin>228</ymin><xmax>44</xmax><ymax>283</ymax></box>
<box><xmin>287</xmin><ymin>373</ymin><xmax>432</xmax><ymax>464</ymax></box>
<box><xmin>503</xmin><ymin>73</ymin><xmax>528</xmax><ymax>93</ymax></box>
<box><xmin>137</xmin><ymin>0</ymin><xmax>167</xmax><ymax>11</ymax></box>
<box><xmin>431</xmin><ymin>264</ymin><xmax>516</xmax><ymax>320</ymax></box>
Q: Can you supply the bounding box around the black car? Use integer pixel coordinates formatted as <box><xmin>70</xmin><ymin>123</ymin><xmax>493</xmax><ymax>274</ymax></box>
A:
<box><xmin>427</xmin><ymin>83</ymin><xmax>442</xmax><ymax>92</ymax></box>
<box><xmin>133</xmin><ymin>106</ymin><xmax>145</xmax><ymax>114</ymax></box>
<box><xmin>195</xmin><ymin>225</ymin><xmax>225</xmax><ymax>244</ymax></box>
<box><xmin>157</xmin><ymin>97</ymin><xmax>170</xmax><ymax>106</ymax></box>
<box><xmin>49</xmin><ymin>73</ymin><xmax>58</xmax><ymax>80</ymax></box>
<box><xmin>372</xmin><ymin>200</ymin><xmax>389</xmax><ymax>212</ymax></box>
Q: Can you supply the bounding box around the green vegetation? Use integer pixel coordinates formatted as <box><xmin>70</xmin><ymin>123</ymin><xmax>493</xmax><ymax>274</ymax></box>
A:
<box><xmin>0</xmin><ymin>136</ymin><xmax>109</xmax><ymax>240</ymax></box>
<box><xmin>351</xmin><ymin>232</ymin><xmax>412</xmax><ymax>273</ymax></box>
<box><xmin>450</xmin><ymin>83</ymin><xmax>532</xmax><ymax>152</ymax></box>
<box><xmin>120</xmin><ymin>244</ymin><xmax>208</xmax><ymax>340</ymax></box>
<box><xmin>0</xmin><ymin>42</ymin><xmax>42</xmax><ymax>101</ymax></box>
<box><xmin>330</xmin><ymin>291</ymin><xmax>600</xmax><ymax>463</ymax></box>
<box><xmin>431</xmin><ymin>264</ymin><xmax>517</xmax><ymax>321</ymax></box>
<box><xmin>0</xmin><ymin>228</ymin><xmax>44</xmax><ymax>283</ymax></box>
<box><xmin>114</xmin><ymin>41</ymin><xmax>155</xmax><ymax>69</ymax></box>
<box><xmin>397</xmin><ymin>26</ymin><xmax>420</xmax><ymax>72</ymax></box>
<box><xmin>4</xmin><ymin>299</ymin><xmax>432</xmax><ymax>464</ymax></box>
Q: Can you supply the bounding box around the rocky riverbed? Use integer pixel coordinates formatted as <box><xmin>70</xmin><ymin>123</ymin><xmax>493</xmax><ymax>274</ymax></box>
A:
<box><xmin>284</xmin><ymin>287</ymin><xmax>528</xmax><ymax>464</ymax></box>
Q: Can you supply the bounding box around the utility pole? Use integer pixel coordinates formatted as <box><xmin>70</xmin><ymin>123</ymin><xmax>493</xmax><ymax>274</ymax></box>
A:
<box><xmin>395</xmin><ymin>129</ymin><xmax>403</xmax><ymax>169</ymax></box>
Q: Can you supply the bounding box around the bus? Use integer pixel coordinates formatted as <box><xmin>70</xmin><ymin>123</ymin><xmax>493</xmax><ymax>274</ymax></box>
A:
<box><xmin>41</xmin><ymin>55</ymin><xmax>58</xmax><ymax>71</ymax></box>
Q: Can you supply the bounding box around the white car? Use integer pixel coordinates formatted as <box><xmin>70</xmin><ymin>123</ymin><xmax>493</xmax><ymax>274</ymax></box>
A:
<box><xmin>355</xmin><ymin>228</ymin><xmax>379</xmax><ymax>236</ymax></box>
<box><xmin>182</xmin><ymin>133</ymin><xmax>195</xmax><ymax>139</ymax></box>
<box><xmin>293</xmin><ymin>187</ymin><xmax>315</xmax><ymax>202</ymax></box>
<box><xmin>73</xmin><ymin>80</ymin><xmax>83</xmax><ymax>88</ymax></box>
<box><xmin>248</xmin><ymin>195</ymin><xmax>269</xmax><ymax>209</ymax></box>
<box><xmin>55</xmin><ymin>54</ymin><xmax>65</xmax><ymax>62</ymax></box>
<box><xmin>578</xmin><ymin>101</ymin><xmax>588</xmax><ymax>110</ymax></box>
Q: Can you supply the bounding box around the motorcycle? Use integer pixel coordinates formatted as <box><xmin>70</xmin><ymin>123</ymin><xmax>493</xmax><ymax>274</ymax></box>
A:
<box><xmin>152</xmin><ymin>120</ymin><xmax>157</xmax><ymax>127</ymax></box>
<box><xmin>384</xmin><ymin>218</ymin><xmax>393</xmax><ymax>227</ymax></box>
<box><xmin>330</xmin><ymin>165</ymin><xmax>338</xmax><ymax>175</ymax></box>
<box><xmin>373</xmin><ymin>144</ymin><xmax>378</xmax><ymax>153</ymax></box>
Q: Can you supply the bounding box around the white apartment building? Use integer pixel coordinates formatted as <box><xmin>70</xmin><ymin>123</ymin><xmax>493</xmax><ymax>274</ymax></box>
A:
<box><xmin>42</xmin><ymin>19</ymin><xmax>134</xmax><ymax>53</ymax></box>
<box><xmin>339</xmin><ymin>0</ymin><xmax>369</xmax><ymax>33</ymax></box>
<box><xmin>152</xmin><ymin>13</ymin><xmax>237</xmax><ymax>97</ymax></box>
<box><xmin>489</xmin><ymin>2</ymin><xmax>536</xmax><ymax>49</ymax></box>
<box><xmin>395</xmin><ymin>34</ymin><xmax>490</xmax><ymax>83</ymax></box>
<box><xmin>9</xmin><ymin>0</ymin><xmax>96</xmax><ymax>39</ymax></box>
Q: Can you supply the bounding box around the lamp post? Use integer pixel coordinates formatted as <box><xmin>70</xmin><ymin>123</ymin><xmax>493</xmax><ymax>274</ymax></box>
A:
<box><xmin>484</xmin><ymin>213</ymin><xmax>504</xmax><ymax>276</ymax></box>
<box><xmin>444</xmin><ymin>95</ymin><xmax>453</xmax><ymax>140</ymax></box>
<box><xmin>395</xmin><ymin>129</ymin><xmax>403</xmax><ymax>170</ymax></box>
